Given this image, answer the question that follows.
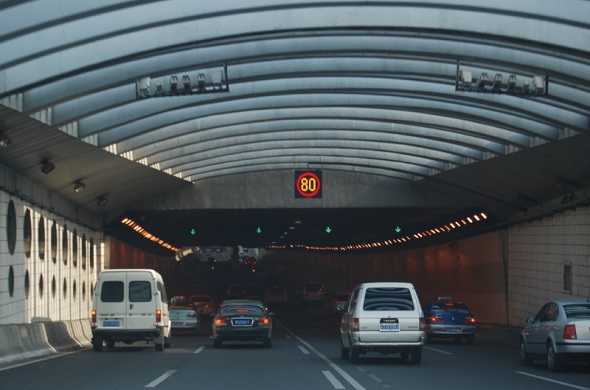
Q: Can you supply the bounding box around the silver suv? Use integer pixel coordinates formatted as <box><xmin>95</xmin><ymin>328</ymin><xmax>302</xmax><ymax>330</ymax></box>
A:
<box><xmin>340</xmin><ymin>282</ymin><xmax>425</xmax><ymax>363</ymax></box>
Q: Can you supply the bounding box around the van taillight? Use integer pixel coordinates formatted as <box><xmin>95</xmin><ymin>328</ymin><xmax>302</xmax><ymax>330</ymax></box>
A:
<box><xmin>91</xmin><ymin>310</ymin><xmax>97</xmax><ymax>324</ymax></box>
<box><xmin>156</xmin><ymin>309</ymin><xmax>162</xmax><ymax>323</ymax></box>
<box><xmin>353</xmin><ymin>318</ymin><xmax>360</xmax><ymax>331</ymax></box>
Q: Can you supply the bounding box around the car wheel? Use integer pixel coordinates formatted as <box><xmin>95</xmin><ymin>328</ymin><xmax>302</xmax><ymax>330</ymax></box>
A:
<box><xmin>547</xmin><ymin>342</ymin><xmax>562</xmax><ymax>371</ymax></box>
<box><xmin>409</xmin><ymin>347</ymin><xmax>422</xmax><ymax>364</ymax></box>
<box><xmin>164</xmin><ymin>336</ymin><xmax>171</xmax><ymax>348</ymax></box>
<box><xmin>519</xmin><ymin>339</ymin><xmax>532</xmax><ymax>365</ymax></box>
<box><xmin>349</xmin><ymin>346</ymin><xmax>360</xmax><ymax>364</ymax></box>
<box><xmin>92</xmin><ymin>338</ymin><xmax>103</xmax><ymax>352</ymax></box>
<box><xmin>106</xmin><ymin>341</ymin><xmax>115</xmax><ymax>349</ymax></box>
<box><xmin>155</xmin><ymin>342</ymin><xmax>164</xmax><ymax>351</ymax></box>
<box><xmin>264</xmin><ymin>337</ymin><xmax>272</xmax><ymax>348</ymax></box>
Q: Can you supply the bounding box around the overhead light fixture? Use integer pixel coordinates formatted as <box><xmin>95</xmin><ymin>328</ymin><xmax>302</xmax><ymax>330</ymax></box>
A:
<box><xmin>170</xmin><ymin>75</ymin><xmax>178</xmax><ymax>95</ymax></box>
<box><xmin>0</xmin><ymin>132</ymin><xmax>11</xmax><ymax>149</ymax></box>
<box><xmin>455</xmin><ymin>62</ymin><xmax>548</xmax><ymax>96</ymax></box>
<box><xmin>97</xmin><ymin>195</ymin><xmax>108</xmax><ymax>207</ymax></box>
<box><xmin>135</xmin><ymin>64</ymin><xmax>229</xmax><ymax>99</ymax></box>
<box><xmin>73</xmin><ymin>180</ymin><xmax>85</xmax><ymax>193</ymax></box>
<box><xmin>41</xmin><ymin>159</ymin><xmax>55</xmax><ymax>174</ymax></box>
<box><xmin>182</xmin><ymin>75</ymin><xmax>192</xmax><ymax>94</ymax></box>
<box><xmin>197</xmin><ymin>73</ymin><xmax>206</xmax><ymax>91</ymax></box>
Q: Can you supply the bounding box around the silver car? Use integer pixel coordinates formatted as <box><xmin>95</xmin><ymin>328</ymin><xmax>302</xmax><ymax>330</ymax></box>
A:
<box><xmin>340</xmin><ymin>282</ymin><xmax>425</xmax><ymax>364</ymax></box>
<box><xmin>519</xmin><ymin>299</ymin><xmax>590</xmax><ymax>371</ymax></box>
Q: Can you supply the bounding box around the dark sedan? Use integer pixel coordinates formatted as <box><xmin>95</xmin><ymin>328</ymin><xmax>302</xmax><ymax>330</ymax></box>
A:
<box><xmin>212</xmin><ymin>299</ymin><xmax>273</xmax><ymax>348</ymax></box>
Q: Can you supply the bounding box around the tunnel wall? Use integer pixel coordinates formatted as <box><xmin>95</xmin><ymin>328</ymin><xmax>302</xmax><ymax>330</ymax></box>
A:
<box><xmin>264</xmin><ymin>205</ymin><xmax>590</xmax><ymax>327</ymax></box>
<box><xmin>264</xmin><ymin>231</ymin><xmax>508</xmax><ymax>325</ymax></box>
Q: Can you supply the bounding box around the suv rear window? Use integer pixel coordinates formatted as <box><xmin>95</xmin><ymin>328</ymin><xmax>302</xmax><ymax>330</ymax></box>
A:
<box><xmin>363</xmin><ymin>287</ymin><xmax>415</xmax><ymax>311</ymax></box>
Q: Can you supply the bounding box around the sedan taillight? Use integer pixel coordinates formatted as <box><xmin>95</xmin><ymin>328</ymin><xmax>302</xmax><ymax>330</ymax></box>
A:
<box><xmin>563</xmin><ymin>324</ymin><xmax>577</xmax><ymax>340</ymax></box>
<box><xmin>215</xmin><ymin>317</ymin><xmax>227</xmax><ymax>326</ymax></box>
<box><xmin>186</xmin><ymin>312</ymin><xmax>197</xmax><ymax>318</ymax></box>
<box><xmin>258</xmin><ymin>317</ymin><xmax>271</xmax><ymax>325</ymax></box>
<box><xmin>464</xmin><ymin>316</ymin><xmax>476</xmax><ymax>324</ymax></box>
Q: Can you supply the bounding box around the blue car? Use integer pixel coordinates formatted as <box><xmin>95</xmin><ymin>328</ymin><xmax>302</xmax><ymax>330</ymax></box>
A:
<box><xmin>423</xmin><ymin>297</ymin><xmax>476</xmax><ymax>344</ymax></box>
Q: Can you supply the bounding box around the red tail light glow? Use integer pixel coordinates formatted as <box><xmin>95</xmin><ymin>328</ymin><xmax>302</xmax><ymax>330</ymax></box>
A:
<box><xmin>420</xmin><ymin>317</ymin><xmax>425</xmax><ymax>331</ymax></box>
<box><xmin>465</xmin><ymin>316</ymin><xmax>476</xmax><ymax>324</ymax></box>
<box><xmin>353</xmin><ymin>318</ymin><xmax>360</xmax><ymax>331</ymax></box>
<box><xmin>563</xmin><ymin>324</ymin><xmax>577</xmax><ymax>339</ymax></box>
<box><xmin>258</xmin><ymin>317</ymin><xmax>271</xmax><ymax>325</ymax></box>
<box><xmin>215</xmin><ymin>317</ymin><xmax>227</xmax><ymax>326</ymax></box>
<box><xmin>156</xmin><ymin>309</ymin><xmax>162</xmax><ymax>323</ymax></box>
<box><xmin>91</xmin><ymin>310</ymin><xmax>97</xmax><ymax>324</ymax></box>
<box><xmin>187</xmin><ymin>312</ymin><xmax>197</xmax><ymax>318</ymax></box>
<box><xmin>430</xmin><ymin>315</ymin><xmax>443</xmax><ymax>323</ymax></box>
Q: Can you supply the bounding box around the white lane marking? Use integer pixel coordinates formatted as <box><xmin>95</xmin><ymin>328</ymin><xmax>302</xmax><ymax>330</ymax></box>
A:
<box><xmin>323</xmin><ymin>370</ymin><xmax>346</xmax><ymax>389</ymax></box>
<box><xmin>516</xmin><ymin>371</ymin><xmax>589</xmax><ymax>390</ymax></box>
<box><xmin>356</xmin><ymin>367</ymin><xmax>367</xmax><ymax>372</ymax></box>
<box><xmin>298</xmin><ymin>345</ymin><xmax>310</xmax><ymax>354</ymax></box>
<box><xmin>0</xmin><ymin>350</ymin><xmax>84</xmax><ymax>372</ymax></box>
<box><xmin>424</xmin><ymin>346</ymin><xmax>452</xmax><ymax>355</ymax></box>
<box><xmin>193</xmin><ymin>345</ymin><xmax>205</xmax><ymax>354</ymax></box>
<box><xmin>368</xmin><ymin>373</ymin><xmax>383</xmax><ymax>383</ymax></box>
<box><xmin>275</xmin><ymin>319</ymin><xmax>366</xmax><ymax>390</ymax></box>
<box><xmin>145</xmin><ymin>369</ymin><xmax>177</xmax><ymax>388</ymax></box>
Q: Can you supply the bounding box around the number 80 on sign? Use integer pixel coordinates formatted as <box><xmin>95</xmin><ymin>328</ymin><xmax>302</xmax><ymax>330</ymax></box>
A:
<box><xmin>295</xmin><ymin>171</ymin><xmax>322</xmax><ymax>198</ymax></box>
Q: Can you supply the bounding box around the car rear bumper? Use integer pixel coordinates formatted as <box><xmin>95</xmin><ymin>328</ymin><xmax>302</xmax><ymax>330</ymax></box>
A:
<box><xmin>214</xmin><ymin>327</ymin><xmax>271</xmax><ymax>341</ymax></box>
<box><xmin>427</xmin><ymin>325</ymin><xmax>476</xmax><ymax>336</ymax></box>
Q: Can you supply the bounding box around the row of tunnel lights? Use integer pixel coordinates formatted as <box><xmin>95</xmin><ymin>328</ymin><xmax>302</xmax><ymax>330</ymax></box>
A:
<box><xmin>267</xmin><ymin>212</ymin><xmax>489</xmax><ymax>251</ymax></box>
<box><xmin>121</xmin><ymin>212</ymin><xmax>488</xmax><ymax>254</ymax></box>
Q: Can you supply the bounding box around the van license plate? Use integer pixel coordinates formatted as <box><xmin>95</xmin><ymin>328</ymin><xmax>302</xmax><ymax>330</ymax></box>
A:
<box><xmin>379</xmin><ymin>323</ymin><xmax>400</xmax><ymax>332</ymax></box>
<box><xmin>103</xmin><ymin>320</ymin><xmax>120</xmax><ymax>327</ymax></box>
<box><xmin>379</xmin><ymin>318</ymin><xmax>400</xmax><ymax>332</ymax></box>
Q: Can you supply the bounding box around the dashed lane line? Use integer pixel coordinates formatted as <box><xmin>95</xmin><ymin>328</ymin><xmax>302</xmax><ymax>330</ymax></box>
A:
<box><xmin>145</xmin><ymin>369</ymin><xmax>177</xmax><ymax>388</ymax></box>
<box><xmin>323</xmin><ymin>370</ymin><xmax>346</xmax><ymax>389</ymax></box>
<box><xmin>516</xmin><ymin>371</ymin><xmax>589</xmax><ymax>390</ymax></box>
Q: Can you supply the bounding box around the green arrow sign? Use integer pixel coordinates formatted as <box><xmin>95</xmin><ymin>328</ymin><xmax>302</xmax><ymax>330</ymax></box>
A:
<box><xmin>325</xmin><ymin>226</ymin><xmax>332</xmax><ymax>233</ymax></box>
<box><xmin>190</xmin><ymin>228</ymin><xmax>196</xmax><ymax>235</ymax></box>
<box><xmin>256</xmin><ymin>227</ymin><xmax>262</xmax><ymax>234</ymax></box>
<box><xmin>395</xmin><ymin>226</ymin><xmax>401</xmax><ymax>233</ymax></box>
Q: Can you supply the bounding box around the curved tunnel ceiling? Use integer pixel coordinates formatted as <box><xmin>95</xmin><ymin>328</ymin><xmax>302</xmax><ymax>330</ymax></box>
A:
<box><xmin>1</xmin><ymin>1</ymin><xmax>589</xmax><ymax>250</ymax></box>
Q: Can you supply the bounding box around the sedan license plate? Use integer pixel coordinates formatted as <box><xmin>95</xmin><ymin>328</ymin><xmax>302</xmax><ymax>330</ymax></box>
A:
<box><xmin>232</xmin><ymin>318</ymin><xmax>252</xmax><ymax>326</ymax></box>
<box><xmin>379</xmin><ymin>318</ymin><xmax>400</xmax><ymax>332</ymax></box>
<box><xmin>102</xmin><ymin>320</ymin><xmax>120</xmax><ymax>327</ymax></box>
<box><xmin>446</xmin><ymin>327</ymin><xmax>461</xmax><ymax>333</ymax></box>
<box><xmin>172</xmin><ymin>322</ymin><xmax>184</xmax><ymax>327</ymax></box>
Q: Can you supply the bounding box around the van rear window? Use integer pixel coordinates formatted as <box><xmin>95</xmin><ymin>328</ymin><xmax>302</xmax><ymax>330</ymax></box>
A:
<box><xmin>363</xmin><ymin>287</ymin><xmax>415</xmax><ymax>311</ymax></box>
<box><xmin>130</xmin><ymin>281</ymin><xmax>152</xmax><ymax>302</ymax></box>
<box><xmin>101</xmin><ymin>281</ymin><xmax>124</xmax><ymax>302</ymax></box>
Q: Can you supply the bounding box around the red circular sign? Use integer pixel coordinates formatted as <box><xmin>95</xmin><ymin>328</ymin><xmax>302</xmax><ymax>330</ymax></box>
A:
<box><xmin>296</xmin><ymin>171</ymin><xmax>321</xmax><ymax>197</ymax></box>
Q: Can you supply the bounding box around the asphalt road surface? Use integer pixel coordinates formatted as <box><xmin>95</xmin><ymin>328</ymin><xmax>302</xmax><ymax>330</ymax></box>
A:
<box><xmin>1</xmin><ymin>304</ymin><xmax>588</xmax><ymax>389</ymax></box>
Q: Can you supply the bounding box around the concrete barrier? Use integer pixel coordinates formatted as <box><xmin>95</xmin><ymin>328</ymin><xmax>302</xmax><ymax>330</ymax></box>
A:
<box><xmin>0</xmin><ymin>320</ymin><xmax>92</xmax><ymax>365</ymax></box>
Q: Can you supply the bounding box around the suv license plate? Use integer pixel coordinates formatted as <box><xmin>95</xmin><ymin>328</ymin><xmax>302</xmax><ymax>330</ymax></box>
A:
<box><xmin>379</xmin><ymin>323</ymin><xmax>400</xmax><ymax>332</ymax></box>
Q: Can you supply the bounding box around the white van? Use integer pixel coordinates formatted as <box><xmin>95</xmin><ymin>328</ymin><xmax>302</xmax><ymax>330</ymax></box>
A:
<box><xmin>91</xmin><ymin>269</ymin><xmax>172</xmax><ymax>352</ymax></box>
<box><xmin>340</xmin><ymin>282</ymin><xmax>425</xmax><ymax>363</ymax></box>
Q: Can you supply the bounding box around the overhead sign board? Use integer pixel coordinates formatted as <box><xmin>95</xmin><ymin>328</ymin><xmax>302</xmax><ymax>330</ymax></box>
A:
<box><xmin>295</xmin><ymin>170</ymin><xmax>322</xmax><ymax>198</ymax></box>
